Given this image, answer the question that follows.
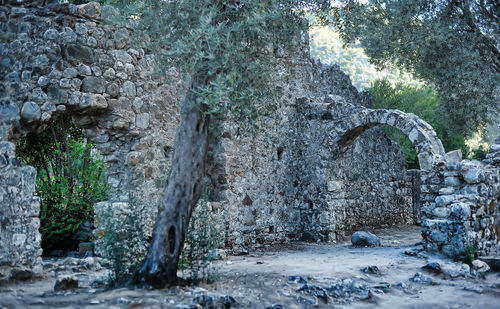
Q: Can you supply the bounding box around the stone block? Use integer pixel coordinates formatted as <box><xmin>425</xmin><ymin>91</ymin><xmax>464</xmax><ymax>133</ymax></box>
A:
<box><xmin>462</xmin><ymin>168</ymin><xmax>484</xmax><ymax>184</ymax></box>
<box><xmin>20</xmin><ymin>101</ymin><xmax>40</xmax><ymax>122</ymax></box>
<box><xmin>64</xmin><ymin>44</ymin><xmax>94</xmax><ymax>64</ymax></box>
<box><xmin>82</xmin><ymin>76</ymin><xmax>105</xmax><ymax>94</ymax></box>
<box><xmin>445</xmin><ymin>149</ymin><xmax>462</xmax><ymax>163</ymax></box>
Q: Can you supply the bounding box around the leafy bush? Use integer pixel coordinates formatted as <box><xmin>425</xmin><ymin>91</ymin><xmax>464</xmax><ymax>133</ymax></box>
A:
<box><xmin>179</xmin><ymin>194</ymin><xmax>225</xmax><ymax>284</ymax></box>
<box><xmin>17</xmin><ymin>115</ymin><xmax>108</xmax><ymax>254</ymax></box>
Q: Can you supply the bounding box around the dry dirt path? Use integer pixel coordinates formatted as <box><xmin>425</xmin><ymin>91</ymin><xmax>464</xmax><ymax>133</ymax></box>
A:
<box><xmin>1</xmin><ymin>225</ymin><xmax>499</xmax><ymax>308</ymax></box>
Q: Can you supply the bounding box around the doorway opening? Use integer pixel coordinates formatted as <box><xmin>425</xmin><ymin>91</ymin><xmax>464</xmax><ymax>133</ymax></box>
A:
<box><xmin>16</xmin><ymin>114</ymin><xmax>108</xmax><ymax>257</ymax></box>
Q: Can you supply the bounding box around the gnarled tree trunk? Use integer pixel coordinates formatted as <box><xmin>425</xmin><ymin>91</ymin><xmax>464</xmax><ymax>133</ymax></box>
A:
<box><xmin>131</xmin><ymin>89</ymin><xmax>209</xmax><ymax>288</ymax></box>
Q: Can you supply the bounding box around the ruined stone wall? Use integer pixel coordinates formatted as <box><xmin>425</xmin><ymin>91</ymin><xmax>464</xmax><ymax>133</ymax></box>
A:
<box><xmin>215</xmin><ymin>60</ymin><xmax>414</xmax><ymax>250</ymax></box>
<box><xmin>420</xmin><ymin>143</ymin><xmax>500</xmax><ymax>257</ymax></box>
<box><xmin>0</xmin><ymin>1</ymin><xmax>179</xmax><ymax>273</ymax></box>
<box><xmin>1</xmin><ymin>1</ymin><xmax>416</xmax><ymax>273</ymax></box>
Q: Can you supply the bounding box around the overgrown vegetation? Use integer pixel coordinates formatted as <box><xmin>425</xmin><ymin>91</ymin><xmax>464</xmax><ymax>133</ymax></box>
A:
<box><xmin>464</xmin><ymin>243</ymin><xmax>478</xmax><ymax>265</ymax></box>
<box><xmin>17</xmin><ymin>115</ymin><xmax>108</xmax><ymax>254</ymax></box>
<box><xmin>179</xmin><ymin>192</ymin><xmax>225</xmax><ymax>284</ymax></box>
<box><xmin>97</xmin><ymin>197</ymin><xmax>148</xmax><ymax>286</ymax></box>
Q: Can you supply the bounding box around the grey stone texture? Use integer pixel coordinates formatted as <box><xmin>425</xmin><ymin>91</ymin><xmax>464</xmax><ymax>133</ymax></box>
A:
<box><xmin>420</xmin><ymin>140</ymin><xmax>500</xmax><ymax>257</ymax></box>
<box><xmin>0</xmin><ymin>1</ymin><xmax>498</xmax><ymax>276</ymax></box>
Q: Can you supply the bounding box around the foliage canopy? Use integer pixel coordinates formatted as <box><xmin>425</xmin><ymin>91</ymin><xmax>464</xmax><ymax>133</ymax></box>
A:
<box><xmin>117</xmin><ymin>0</ymin><xmax>331</xmax><ymax>121</ymax></box>
<box><xmin>333</xmin><ymin>0</ymin><xmax>500</xmax><ymax>136</ymax></box>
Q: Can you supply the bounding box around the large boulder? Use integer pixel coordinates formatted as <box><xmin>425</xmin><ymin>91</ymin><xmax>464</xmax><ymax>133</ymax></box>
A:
<box><xmin>351</xmin><ymin>231</ymin><xmax>381</xmax><ymax>247</ymax></box>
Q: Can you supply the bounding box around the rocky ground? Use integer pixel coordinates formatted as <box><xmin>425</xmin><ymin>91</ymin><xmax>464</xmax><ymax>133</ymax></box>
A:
<box><xmin>1</xmin><ymin>225</ymin><xmax>499</xmax><ymax>309</ymax></box>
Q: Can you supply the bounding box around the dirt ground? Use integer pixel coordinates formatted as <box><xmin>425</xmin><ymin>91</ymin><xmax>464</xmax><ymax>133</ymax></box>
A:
<box><xmin>1</xmin><ymin>225</ymin><xmax>499</xmax><ymax>308</ymax></box>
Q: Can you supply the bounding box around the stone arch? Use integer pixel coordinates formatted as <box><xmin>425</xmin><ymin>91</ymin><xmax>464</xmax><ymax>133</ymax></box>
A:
<box><xmin>329</xmin><ymin>100</ymin><xmax>446</xmax><ymax>171</ymax></box>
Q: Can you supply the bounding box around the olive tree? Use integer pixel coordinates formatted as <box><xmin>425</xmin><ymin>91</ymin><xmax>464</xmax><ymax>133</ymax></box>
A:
<box><xmin>333</xmin><ymin>0</ymin><xmax>500</xmax><ymax>136</ymax></box>
<box><xmin>118</xmin><ymin>0</ymin><xmax>330</xmax><ymax>288</ymax></box>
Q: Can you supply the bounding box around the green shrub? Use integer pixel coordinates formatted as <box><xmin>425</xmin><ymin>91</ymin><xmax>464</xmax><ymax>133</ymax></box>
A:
<box><xmin>17</xmin><ymin>115</ymin><xmax>108</xmax><ymax>254</ymax></box>
<box><xmin>179</xmin><ymin>193</ymin><xmax>225</xmax><ymax>284</ymax></box>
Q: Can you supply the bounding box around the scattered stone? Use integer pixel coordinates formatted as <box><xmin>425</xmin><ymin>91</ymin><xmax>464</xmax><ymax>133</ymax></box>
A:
<box><xmin>265</xmin><ymin>304</ymin><xmax>283</xmax><ymax>309</ymax></box>
<box><xmin>464</xmin><ymin>286</ymin><xmax>483</xmax><ymax>294</ymax></box>
<box><xmin>351</xmin><ymin>231</ymin><xmax>380</xmax><ymax>247</ymax></box>
<box><xmin>472</xmin><ymin>260</ymin><xmax>490</xmax><ymax>272</ymax></box>
<box><xmin>410</xmin><ymin>272</ymin><xmax>433</xmax><ymax>285</ymax></box>
<box><xmin>326</xmin><ymin>278</ymin><xmax>370</xmax><ymax>300</ymax></box>
<box><xmin>422</xmin><ymin>262</ymin><xmax>442</xmax><ymax>274</ymax></box>
<box><xmin>298</xmin><ymin>283</ymin><xmax>328</xmax><ymax>301</ymax></box>
<box><xmin>54</xmin><ymin>276</ymin><xmax>79</xmax><ymax>291</ymax></box>
<box><xmin>10</xmin><ymin>269</ymin><xmax>33</xmax><ymax>281</ymax></box>
<box><xmin>441</xmin><ymin>262</ymin><xmax>470</xmax><ymax>279</ymax></box>
<box><xmin>361</xmin><ymin>265</ymin><xmax>380</xmax><ymax>275</ymax></box>
<box><xmin>288</xmin><ymin>275</ymin><xmax>307</xmax><ymax>285</ymax></box>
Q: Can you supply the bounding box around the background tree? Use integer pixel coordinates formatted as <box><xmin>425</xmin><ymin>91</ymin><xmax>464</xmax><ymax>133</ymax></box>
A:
<box><xmin>116</xmin><ymin>0</ymin><xmax>331</xmax><ymax>288</ymax></box>
<box><xmin>369</xmin><ymin>79</ymin><xmax>467</xmax><ymax>168</ymax></box>
<box><xmin>333</xmin><ymin>0</ymin><xmax>500</xmax><ymax>137</ymax></box>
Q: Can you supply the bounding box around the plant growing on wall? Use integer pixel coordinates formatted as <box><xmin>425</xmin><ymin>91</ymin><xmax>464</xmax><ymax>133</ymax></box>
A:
<box><xmin>17</xmin><ymin>115</ymin><xmax>108</xmax><ymax>254</ymax></box>
<box><xmin>109</xmin><ymin>0</ymin><xmax>332</xmax><ymax>288</ymax></box>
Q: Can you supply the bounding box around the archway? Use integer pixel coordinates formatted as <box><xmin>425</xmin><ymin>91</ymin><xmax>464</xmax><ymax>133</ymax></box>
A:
<box><xmin>291</xmin><ymin>96</ymin><xmax>447</xmax><ymax>244</ymax></box>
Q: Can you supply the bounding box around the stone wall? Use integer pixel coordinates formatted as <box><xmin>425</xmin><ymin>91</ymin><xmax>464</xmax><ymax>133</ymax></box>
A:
<box><xmin>1</xmin><ymin>1</ymin><xmax>434</xmax><ymax>274</ymax></box>
<box><xmin>420</xmin><ymin>142</ymin><xmax>500</xmax><ymax>257</ymax></box>
<box><xmin>0</xmin><ymin>1</ymin><xmax>179</xmax><ymax>273</ymax></box>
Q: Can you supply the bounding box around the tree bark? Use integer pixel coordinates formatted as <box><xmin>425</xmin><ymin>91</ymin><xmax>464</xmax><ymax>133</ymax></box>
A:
<box><xmin>131</xmin><ymin>89</ymin><xmax>209</xmax><ymax>288</ymax></box>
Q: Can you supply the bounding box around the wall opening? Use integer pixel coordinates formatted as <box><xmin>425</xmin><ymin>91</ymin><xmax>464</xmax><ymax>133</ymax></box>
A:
<box><xmin>16</xmin><ymin>114</ymin><xmax>108</xmax><ymax>257</ymax></box>
<box><xmin>327</xmin><ymin>126</ymin><xmax>420</xmax><ymax>246</ymax></box>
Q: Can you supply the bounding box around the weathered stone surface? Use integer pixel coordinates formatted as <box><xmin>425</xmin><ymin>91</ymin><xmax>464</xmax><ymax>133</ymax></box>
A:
<box><xmin>54</xmin><ymin>276</ymin><xmax>78</xmax><ymax>291</ymax></box>
<box><xmin>64</xmin><ymin>44</ymin><xmax>94</xmax><ymax>63</ymax></box>
<box><xmin>20</xmin><ymin>101</ymin><xmax>40</xmax><ymax>122</ymax></box>
<box><xmin>462</xmin><ymin>168</ymin><xmax>484</xmax><ymax>184</ymax></box>
<box><xmin>77</xmin><ymin>2</ymin><xmax>101</xmax><ymax>20</ymax></box>
<box><xmin>351</xmin><ymin>231</ymin><xmax>380</xmax><ymax>247</ymax></box>
<box><xmin>82</xmin><ymin>76</ymin><xmax>105</xmax><ymax>93</ymax></box>
<box><xmin>1</xmin><ymin>0</ymin><xmax>498</xmax><ymax>277</ymax></box>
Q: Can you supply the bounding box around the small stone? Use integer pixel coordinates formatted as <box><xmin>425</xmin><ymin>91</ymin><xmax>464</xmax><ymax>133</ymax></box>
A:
<box><xmin>61</xmin><ymin>27</ymin><xmax>77</xmax><ymax>43</ymax></box>
<box><xmin>351</xmin><ymin>231</ymin><xmax>380</xmax><ymax>247</ymax></box>
<box><xmin>444</xmin><ymin>176</ymin><xmax>460</xmax><ymax>187</ymax></box>
<box><xmin>472</xmin><ymin>260</ymin><xmax>490</xmax><ymax>272</ymax></box>
<box><xmin>32</xmin><ymin>87</ymin><xmax>48</xmax><ymax>103</ymax></box>
<box><xmin>113</xmin><ymin>50</ymin><xmax>132</xmax><ymax>63</ymax></box>
<box><xmin>38</xmin><ymin>76</ymin><xmax>50</xmax><ymax>87</ymax></box>
<box><xmin>0</xmin><ymin>99</ymin><xmax>19</xmax><ymax>124</ymax></box>
<box><xmin>445</xmin><ymin>150</ymin><xmax>462</xmax><ymax>163</ymax></box>
<box><xmin>103</xmin><ymin>68</ymin><xmax>115</xmax><ymax>79</ymax></box>
<box><xmin>10</xmin><ymin>269</ymin><xmax>33</xmax><ymax>281</ymax></box>
<box><xmin>441</xmin><ymin>262</ymin><xmax>470</xmax><ymax>278</ymax></box>
<box><xmin>82</xmin><ymin>77</ymin><xmax>105</xmax><ymax>93</ymax></box>
<box><xmin>63</xmin><ymin>68</ymin><xmax>79</xmax><ymax>79</ymax></box>
<box><xmin>91</xmin><ymin>66</ymin><xmax>102</xmax><ymax>77</ymax></box>
<box><xmin>288</xmin><ymin>275</ymin><xmax>307</xmax><ymax>284</ymax></box>
<box><xmin>54</xmin><ymin>276</ymin><xmax>79</xmax><ymax>291</ymax></box>
<box><xmin>77</xmin><ymin>2</ymin><xmax>101</xmax><ymax>20</ymax></box>
<box><xmin>78</xmin><ymin>64</ymin><xmax>92</xmax><ymax>76</ymax></box>
<box><xmin>135</xmin><ymin>113</ymin><xmax>150</xmax><ymax>129</ymax></box>
<box><xmin>410</xmin><ymin>272</ymin><xmax>433</xmax><ymax>285</ymax></box>
<box><xmin>20</xmin><ymin>101</ymin><xmax>41</xmax><ymax>122</ymax></box>
<box><xmin>422</xmin><ymin>262</ymin><xmax>442</xmax><ymax>274</ymax></box>
<box><xmin>106</xmin><ymin>83</ymin><xmax>120</xmax><ymax>98</ymax></box>
<box><xmin>361</xmin><ymin>265</ymin><xmax>380</xmax><ymax>275</ymax></box>
<box><xmin>462</xmin><ymin>168</ymin><xmax>484</xmax><ymax>184</ymax></box>
<box><xmin>122</xmin><ymin>81</ymin><xmax>136</xmax><ymax>97</ymax></box>
<box><xmin>43</xmin><ymin>28</ymin><xmax>59</xmax><ymax>40</ymax></box>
